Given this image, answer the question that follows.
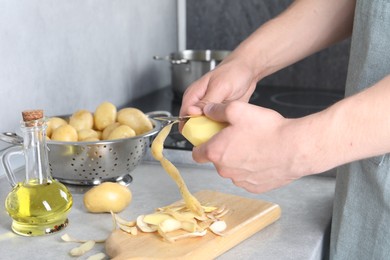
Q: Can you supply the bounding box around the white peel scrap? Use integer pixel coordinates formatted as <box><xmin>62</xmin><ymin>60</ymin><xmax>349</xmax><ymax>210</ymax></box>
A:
<box><xmin>115</xmin><ymin>214</ymin><xmax>136</xmax><ymax>227</ymax></box>
<box><xmin>118</xmin><ymin>224</ymin><xmax>138</xmax><ymax>235</ymax></box>
<box><xmin>166</xmin><ymin>230</ymin><xmax>208</xmax><ymax>242</ymax></box>
<box><xmin>136</xmin><ymin>215</ymin><xmax>158</xmax><ymax>233</ymax></box>
<box><xmin>209</xmin><ymin>220</ymin><xmax>227</xmax><ymax>236</ymax></box>
<box><xmin>87</xmin><ymin>252</ymin><xmax>106</xmax><ymax>260</ymax></box>
<box><xmin>215</xmin><ymin>208</ymin><xmax>230</xmax><ymax>219</ymax></box>
<box><xmin>159</xmin><ymin>218</ymin><xmax>182</xmax><ymax>233</ymax></box>
<box><xmin>212</xmin><ymin>205</ymin><xmax>226</xmax><ymax>215</ymax></box>
<box><xmin>69</xmin><ymin>240</ymin><xmax>95</xmax><ymax>257</ymax></box>
<box><xmin>61</xmin><ymin>233</ymin><xmax>105</xmax><ymax>243</ymax></box>
<box><xmin>202</xmin><ymin>205</ymin><xmax>218</xmax><ymax>213</ymax></box>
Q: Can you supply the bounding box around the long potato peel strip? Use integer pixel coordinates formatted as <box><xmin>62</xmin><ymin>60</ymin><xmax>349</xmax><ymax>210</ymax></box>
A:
<box><xmin>151</xmin><ymin>121</ymin><xmax>204</xmax><ymax>216</ymax></box>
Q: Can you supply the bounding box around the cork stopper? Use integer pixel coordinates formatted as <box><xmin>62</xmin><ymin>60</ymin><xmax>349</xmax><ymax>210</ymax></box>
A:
<box><xmin>22</xmin><ymin>109</ymin><xmax>44</xmax><ymax>122</ymax></box>
<box><xmin>22</xmin><ymin>110</ymin><xmax>44</xmax><ymax>127</ymax></box>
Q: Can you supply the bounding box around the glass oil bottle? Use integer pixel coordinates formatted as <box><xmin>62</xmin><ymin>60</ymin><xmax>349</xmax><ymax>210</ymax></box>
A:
<box><xmin>2</xmin><ymin>110</ymin><xmax>73</xmax><ymax>236</ymax></box>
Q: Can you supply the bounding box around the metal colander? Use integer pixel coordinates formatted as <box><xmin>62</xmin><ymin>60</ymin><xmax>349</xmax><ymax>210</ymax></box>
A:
<box><xmin>0</xmin><ymin>116</ymin><xmax>163</xmax><ymax>186</ymax></box>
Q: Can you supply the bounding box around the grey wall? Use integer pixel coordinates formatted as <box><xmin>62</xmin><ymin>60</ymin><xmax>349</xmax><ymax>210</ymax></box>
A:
<box><xmin>186</xmin><ymin>0</ymin><xmax>350</xmax><ymax>91</ymax></box>
<box><xmin>0</xmin><ymin>0</ymin><xmax>177</xmax><ymax>135</ymax></box>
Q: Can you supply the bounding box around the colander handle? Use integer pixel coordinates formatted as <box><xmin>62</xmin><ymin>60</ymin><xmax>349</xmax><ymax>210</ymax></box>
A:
<box><xmin>0</xmin><ymin>132</ymin><xmax>24</xmax><ymax>145</ymax></box>
<box><xmin>146</xmin><ymin>110</ymin><xmax>172</xmax><ymax>119</ymax></box>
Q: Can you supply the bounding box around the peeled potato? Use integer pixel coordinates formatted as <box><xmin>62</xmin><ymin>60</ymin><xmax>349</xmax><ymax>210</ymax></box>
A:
<box><xmin>117</xmin><ymin>107</ymin><xmax>153</xmax><ymax>135</ymax></box>
<box><xmin>182</xmin><ymin>116</ymin><xmax>227</xmax><ymax>147</ymax></box>
<box><xmin>107</xmin><ymin>125</ymin><xmax>136</xmax><ymax>140</ymax></box>
<box><xmin>77</xmin><ymin>129</ymin><xmax>99</xmax><ymax>141</ymax></box>
<box><xmin>51</xmin><ymin>124</ymin><xmax>78</xmax><ymax>142</ymax></box>
<box><xmin>46</xmin><ymin>117</ymin><xmax>67</xmax><ymax>137</ymax></box>
<box><xmin>69</xmin><ymin>109</ymin><xmax>94</xmax><ymax>131</ymax></box>
<box><xmin>83</xmin><ymin>182</ymin><xmax>132</xmax><ymax>213</ymax></box>
<box><xmin>94</xmin><ymin>101</ymin><xmax>117</xmax><ymax>131</ymax></box>
<box><xmin>102</xmin><ymin>122</ymin><xmax>121</xmax><ymax>140</ymax></box>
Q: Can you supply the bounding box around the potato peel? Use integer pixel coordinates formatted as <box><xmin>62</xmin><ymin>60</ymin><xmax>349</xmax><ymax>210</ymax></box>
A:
<box><xmin>108</xmin><ymin>121</ymin><xmax>230</xmax><ymax>243</ymax></box>
<box><xmin>61</xmin><ymin>233</ymin><xmax>105</xmax><ymax>243</ymax></box>
<box><xmin>111</xmin><ymin>202</ymin><xmax>228</xmax><ymax>242</ymax></box>
<box><xmin>151</xmin><ymin>121</ymin><xmax>204</xmax><ymax>216</ymax></box>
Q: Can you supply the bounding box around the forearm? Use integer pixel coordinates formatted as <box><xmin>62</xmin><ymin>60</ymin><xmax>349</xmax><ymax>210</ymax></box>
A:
<box><xmin>230</xmin><ymin>0</ymin><xmax>356</xmax><ymax>81</ymax></box>
<box><xmin>287</xmin><ymin>75</ymin><xmax>390</xmax><ymax>175</ymax></box>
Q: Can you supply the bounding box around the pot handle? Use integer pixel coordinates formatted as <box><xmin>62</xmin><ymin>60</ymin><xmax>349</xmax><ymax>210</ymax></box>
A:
<box><xmin>153</xmin><ymin>55</ymin><xmax>189</xmax><ymax>65</ymax></box>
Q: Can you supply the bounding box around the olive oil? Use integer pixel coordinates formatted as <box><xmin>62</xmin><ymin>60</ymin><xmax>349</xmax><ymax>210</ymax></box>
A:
<box><xmin>5</xmin><ymin>179</ymin><xmax>73</xmax><ymax>236</ymax></box>
<box><xmin>2</xmin><ymin>110</ymin><xmax>73</xmax><ymax>236</ymax></box>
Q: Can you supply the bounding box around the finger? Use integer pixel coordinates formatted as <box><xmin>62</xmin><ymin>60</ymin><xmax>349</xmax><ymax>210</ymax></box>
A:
<box><xmin>231</xmin><ymin>175</ymin><xmax>292</xmax><ymax>194</ymax></box>
<box><xmin>179</xmin><ymin>80</ymin><xmax>207</xmax><ymax>116</ymax></box>
<box><xmin>202</xmin><ymin>102</ymin><xmax>229</xmax><ymax>122</ymax></box>
<box><xmin>191</xmin><ymin>145</ymin><xmax>211</xmax><ymax>163</ymax></box>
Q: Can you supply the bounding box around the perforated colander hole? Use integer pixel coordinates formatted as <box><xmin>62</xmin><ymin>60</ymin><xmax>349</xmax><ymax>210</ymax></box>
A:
<box><xmin>109</xmin><ymin>148</ymin><xmax>113</xmax><ymax>152</ymax></box>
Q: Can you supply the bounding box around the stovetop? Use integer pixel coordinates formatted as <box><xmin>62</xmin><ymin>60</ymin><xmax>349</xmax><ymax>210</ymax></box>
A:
<box><xmin>128</xmin><ymin>85</ymin><xmax>344</xmax><ymax>151</ymax></box>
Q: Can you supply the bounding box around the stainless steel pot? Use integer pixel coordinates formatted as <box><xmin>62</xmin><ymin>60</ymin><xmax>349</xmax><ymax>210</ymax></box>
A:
<box><xmin>0</xmin><ymin>111</ymin><xmax>168</xmax><ymax>186</ymax></box>
<box><xmin>154</xmin><ymin>50</ymin><xmax>231</xmax><ymax>97</ymax></box>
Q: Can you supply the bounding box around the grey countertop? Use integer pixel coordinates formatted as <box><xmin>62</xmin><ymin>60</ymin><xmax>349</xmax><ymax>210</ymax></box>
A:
<box><xmin>0</xmin><ymin>150</ymin><xmax>335</xmax><ymax>260</ymax></box>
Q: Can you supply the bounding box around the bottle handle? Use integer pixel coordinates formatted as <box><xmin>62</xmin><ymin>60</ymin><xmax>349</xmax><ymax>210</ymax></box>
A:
<box><xmin>1</xmin><ymin>145</ymin><xmax>24</xmax><ymax>187</ymax></box>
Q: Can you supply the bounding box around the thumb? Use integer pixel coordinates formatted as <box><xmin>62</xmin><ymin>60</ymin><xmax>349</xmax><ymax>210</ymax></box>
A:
<box><xmin>203</xmin><ymin>103</ymin><xmax>229</xmax><ymax>123</ymax></box>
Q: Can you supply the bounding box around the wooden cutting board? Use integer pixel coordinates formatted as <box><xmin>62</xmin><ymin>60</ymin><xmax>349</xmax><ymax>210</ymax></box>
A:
<box><xmin>105</xmin><ymin>190</ymin><xmax>281</xmax><ymax>260</ymax></box>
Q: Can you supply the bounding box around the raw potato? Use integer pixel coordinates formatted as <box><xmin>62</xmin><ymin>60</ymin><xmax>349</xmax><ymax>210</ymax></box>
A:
<box><xmin>107</xmin><ymin>125</ymin><xmax>136</xmax><ymax>140</ymax></box>
<box><xmin>46</xmin><ymin>102</ymin><xmax>152</xmax><ymax>142</ymax></box>
<box><xmin>94</xmin><ymin>101</ymin><xmax>117</xmax><ymax>131</ymax></box>
<box><xmin>51</xmin><ymin>124</ymin><xmax>78</xmax><ymax>142</ymax></box>
<box><xmin>69</xmin><ymin>109</ymin><xmax>94</xmax><ymax>131</ymax></box>
<box><xmin>46</xmin><ymin>117</ymin><xmax>67</xmax><ymax>137</ymax></box>
<box><xmin>83</xmin><ymin>182</ymin><xmax>132</xmax><ymax>213</ymax></box>
<box><xmin>102</xmin><ymin>122</ymin><xmax>121</xmax><ymax>140</ymax></box>
<box><xmin>78</xmin><ymin>129</ymin><xmax>99</xmax><ymax>141</ymax></box>
<box><xmin>117</xmin><ymin>107</ymin><xmax>153</xmax><ymax>135</ymax></box>
<box><xmin>182</xmin><ymin>116</ymin><xmax>227</xmax><ymax>146</ymax></box>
